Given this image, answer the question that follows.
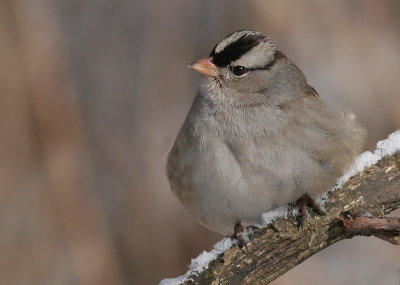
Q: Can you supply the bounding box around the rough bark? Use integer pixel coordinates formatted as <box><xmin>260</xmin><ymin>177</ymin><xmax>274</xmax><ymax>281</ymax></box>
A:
<box><xmin>188</xmin><ymin>151</ymin><xmax>400</xmax><ymax>285</ymax></box>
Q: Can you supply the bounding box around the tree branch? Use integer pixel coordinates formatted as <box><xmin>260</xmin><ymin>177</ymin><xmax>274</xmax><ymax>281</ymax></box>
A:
<box><xmin>187</xmin><ymin>151</ymin><xmax>400</xmax><ymax>284</ymax></box>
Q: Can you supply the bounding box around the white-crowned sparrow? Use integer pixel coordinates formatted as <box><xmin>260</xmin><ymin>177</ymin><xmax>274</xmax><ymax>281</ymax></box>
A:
<box><xmin>166</xmin><ymin>30</ymin><xmax>365</xmax><ymax>235</ymax></box>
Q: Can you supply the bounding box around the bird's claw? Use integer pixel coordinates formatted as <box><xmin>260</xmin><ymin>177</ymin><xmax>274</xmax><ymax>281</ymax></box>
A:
<box><xmin>296</xmin><ymin>193</ymin><xmax>325</xmax><ymax>228</ymax></box>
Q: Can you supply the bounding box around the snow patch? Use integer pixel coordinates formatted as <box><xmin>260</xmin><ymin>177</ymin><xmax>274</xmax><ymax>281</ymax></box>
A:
<box><xmin>258</xmin><ymin>205</ymin><xmax>298</xmax><ymax>227</ymax></box>
<box><xmin>160</xmin><ymin>238</ymin><xmax>235</xmax><ymax>285</ymax></box>
<box><xmin>160</xmin><ymin>130</ymin><xmax>400</xmax><ymax>285</ymax></box>
<box><xmin>336</xmin><ymin>129</ymin><xmax>400</xmax><ymax>188</ymax></box>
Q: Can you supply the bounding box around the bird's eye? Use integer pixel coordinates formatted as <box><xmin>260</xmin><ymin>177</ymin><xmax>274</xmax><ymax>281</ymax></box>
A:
<box><xmin>231</xmin><ymin>65</ymin><xmax>248</xmax><ymax>76</ymax></box>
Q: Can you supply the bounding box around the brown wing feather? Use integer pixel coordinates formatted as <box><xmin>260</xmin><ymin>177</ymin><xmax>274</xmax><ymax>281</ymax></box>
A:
<box><xmin>308</xmin><ymin>85</ymin><xmax>320</xmax><ymax>98</ymax></box>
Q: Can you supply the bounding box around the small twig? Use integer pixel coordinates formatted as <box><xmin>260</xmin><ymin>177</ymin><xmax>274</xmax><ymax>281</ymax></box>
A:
<box><xmin>340</xmin><ymin>209</ymin><xmax>400</xmax><ymax>245</ymax></box>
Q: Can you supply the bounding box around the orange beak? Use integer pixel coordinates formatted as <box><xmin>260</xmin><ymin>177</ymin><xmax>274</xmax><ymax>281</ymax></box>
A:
<box><xmin>188</xmin><ymin>57</ymin><xmax>218</xmax><ymax>77</ymax></box>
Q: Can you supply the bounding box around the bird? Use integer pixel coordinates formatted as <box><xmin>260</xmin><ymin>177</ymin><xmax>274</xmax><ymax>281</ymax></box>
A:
<box><xmin>166</xmin><ymin>30</ymin><xmax>365</xmax><ymax>237</ymax></box>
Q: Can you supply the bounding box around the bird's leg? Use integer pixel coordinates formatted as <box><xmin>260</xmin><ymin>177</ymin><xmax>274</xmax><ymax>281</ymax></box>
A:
<box><xmin>230</xmin><ymin>222</ymin><xmax>260</xmax><ymax>249</ymax></box>
<box><xmin>231</xmin><ymin>222</ymin><xmax>246</xmax><ymax>249</ymax></box>
<box><xmin>296</xmin><ymin>193</ymin><xmax>324</xmax><ymax>228</ymax></box>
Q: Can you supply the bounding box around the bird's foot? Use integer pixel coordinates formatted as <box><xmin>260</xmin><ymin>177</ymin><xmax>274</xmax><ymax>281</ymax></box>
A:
<box><xmin>296</xmin><ymin>193</ymin><xmax>325</xmax><ymax>228</ymax></box>
<box><xmin>230</xmin><ymin>222</ymin><xmax>259</xmax><ymax>249</ymax></box>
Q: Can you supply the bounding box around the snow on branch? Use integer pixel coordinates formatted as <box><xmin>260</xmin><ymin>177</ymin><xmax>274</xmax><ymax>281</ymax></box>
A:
<box><xmin>161</xmin><ymin>130</ymin><xmax>400</xmax><ymax>285</ymax></box>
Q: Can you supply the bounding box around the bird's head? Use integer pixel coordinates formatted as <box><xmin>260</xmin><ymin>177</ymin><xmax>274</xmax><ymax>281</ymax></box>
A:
<box><xmin>189</xmin><ymin>30</ymin><xmax>308</xmax><ymax>106</ymax></box>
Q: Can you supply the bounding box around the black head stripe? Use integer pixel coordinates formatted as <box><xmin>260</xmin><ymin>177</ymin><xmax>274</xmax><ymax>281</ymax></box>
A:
<box><xmin>210</xmin><ymin>33</ymin><xmax>266</xmax><ymax>67</ymax></box>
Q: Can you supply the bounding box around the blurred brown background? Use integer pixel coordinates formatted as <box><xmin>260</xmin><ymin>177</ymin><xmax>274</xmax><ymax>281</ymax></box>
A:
<box><xmin>1</xmin><ymin>0</ymin><xmax>400</xmax><ymax>284</ymax></box>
